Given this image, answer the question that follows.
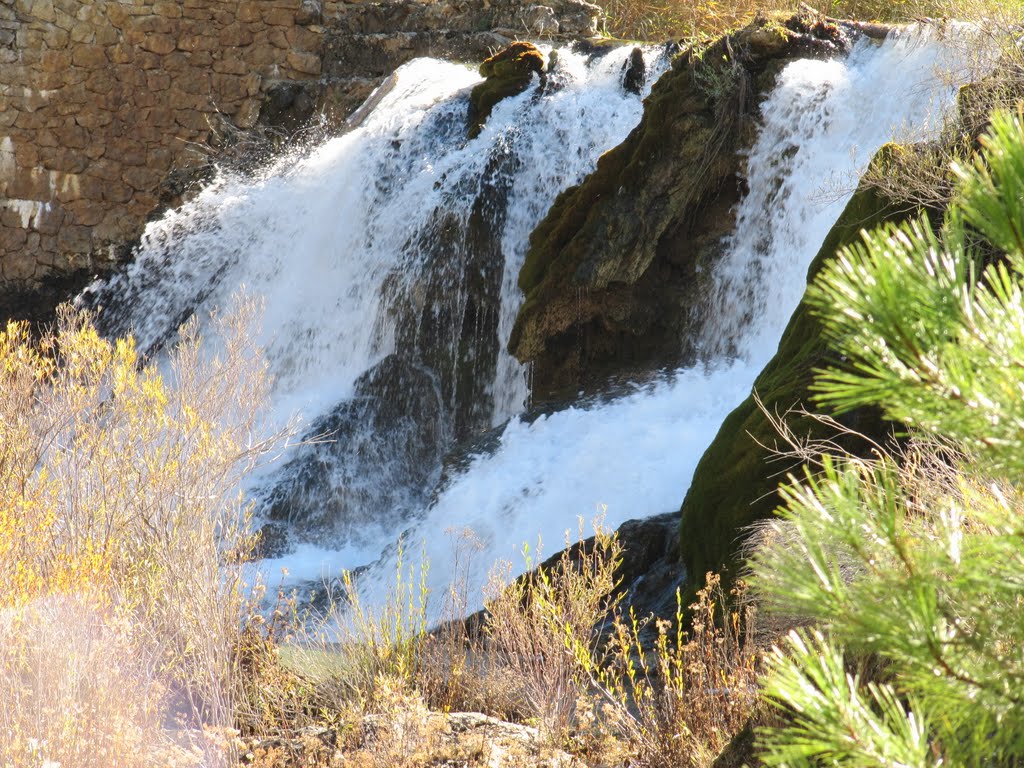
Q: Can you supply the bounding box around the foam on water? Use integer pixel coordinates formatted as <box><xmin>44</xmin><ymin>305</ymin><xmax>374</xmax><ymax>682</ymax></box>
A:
<box><xmin>701</xmin><ymin>26</ymin><xmax>977</xmax><ymax>362</ymax></box>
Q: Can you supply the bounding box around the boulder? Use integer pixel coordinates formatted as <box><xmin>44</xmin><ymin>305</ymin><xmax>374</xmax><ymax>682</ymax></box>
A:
<box><xmin>510</xmin><ymin>15</ymin><xmax>848</xmax><ymax>401</ymax></box>
<box><xmin>677</xmin><ymin>147</ymin><xmax>911</xmax><ymax>594</ymax></box>
<box><xmin>468</xmin><ymin>42</ymin><xmax>546</xmax><ymax>138</ymax></box>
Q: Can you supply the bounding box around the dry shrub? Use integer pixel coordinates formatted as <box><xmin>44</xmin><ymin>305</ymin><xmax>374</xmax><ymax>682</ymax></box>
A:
<box><xmin>594</xmin><ymin>575</ymin><xmax>760</xmax><ymax>768</ymax></box>
<box><xmin>597</xmin><ymin>0</ymin><xmax>1024</xmax><ymax>44</ymax></box>
<box><xmin>0</xmin><ymin>297</ymin><xmax>289</xmax><ymax>766</ymax></box>
<box><xmin>483</xmin><ymin>521</ymin><xmax>623</xmax><ymax>744</ymax></box>
<box><xmin>600</xmin><ymin>0</ymin><xmax>784</xmax><ymax>43</ymax></box>
<box><xmin>480</xmin><ymin>521</ymin><xmax>759</xmax><ymax>766</ymax></box>
<box><xmin>0</xmin><ymin>594</ymin><xmax>191</xmax><ymax>768</ymax></box>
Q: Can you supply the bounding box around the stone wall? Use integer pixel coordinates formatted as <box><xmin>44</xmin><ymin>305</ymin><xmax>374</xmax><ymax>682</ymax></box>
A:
<box><xmin>0</xmin><ymin>0</ymin><xmax>600</xmax><ymax>320</ymax></box>
<box><xmin>0</xmin><ymin>0</ymin><xmax>335</xmax><ymax>317</ymax></box>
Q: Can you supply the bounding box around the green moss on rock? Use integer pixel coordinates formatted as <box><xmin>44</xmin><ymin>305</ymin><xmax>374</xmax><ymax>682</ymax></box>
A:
<box><xmin>468</xmin><ymin>42</ymin><xmax>545</xmax><ymax>138</ymax></box>
<box><xmin>677</xmin><ymin>148</ymin><xmax>912</xmax><ymax>589</ymax></box>
<box><xmin>510</xmin><ymin>15</ymin><xmax>849</xmax><ymax>401</ymax></box>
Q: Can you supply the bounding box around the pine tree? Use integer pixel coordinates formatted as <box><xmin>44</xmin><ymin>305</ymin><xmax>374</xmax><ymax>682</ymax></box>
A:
<box><xmin>750</xmin><ymin>108</ymin><xmax>1024</xmax><ymax>766</ymax></box>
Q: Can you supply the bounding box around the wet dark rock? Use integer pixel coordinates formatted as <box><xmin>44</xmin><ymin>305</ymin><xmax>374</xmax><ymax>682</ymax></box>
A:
<box><xmin>259</xmin><ymin>135</ymin><xmax>519</xmax><ymax>541</ymax></box>
<box><xmin>621</xmin><ymin>46</ymin><xmax>646</xmax><ymax>95</ymax></box>
<box><xmin>259</xmin><ymin>81</ymin><xmax>318</xmax><ymax>135</ymax></box>
<box><xmin>261</xmin><ymin>354</ymin><xmax>447</xmax><ymax>542</ymax></box>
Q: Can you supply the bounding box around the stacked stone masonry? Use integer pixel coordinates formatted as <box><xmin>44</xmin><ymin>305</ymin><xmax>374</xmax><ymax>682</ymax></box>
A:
<box><xmin>0</xmin><ymin>0</ymin><xmax>341</xmax><ymax>300</ymax></box>
<box><xmin>0</xmin><ymin>0</ymin><xmax>600</xmax><ymax>317</ymax></box>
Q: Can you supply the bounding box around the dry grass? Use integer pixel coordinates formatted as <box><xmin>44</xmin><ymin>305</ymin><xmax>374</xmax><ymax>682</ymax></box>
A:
<box><xmin>250</xmin><ymin>520</ymin><xmax>762</xmax><ymax>767</ymax></box>
<box><xmin>597</xmin><ymin>0</ymin><xmax>1024</xmax><ymax>44</ymax></box>
<box><xmin>574</xmin><ymin>575</ymin><xmax>761</xmax><ymax>768</ymax></box>
<box><xmin>483</xmin><ymin>522</ymin><xmax>624</xmax><ymax>744</ymax></box>
<box><xmin>0</xmin><ymin>297</ymin><xmax>291</xmax><ymax>766</ymax></box>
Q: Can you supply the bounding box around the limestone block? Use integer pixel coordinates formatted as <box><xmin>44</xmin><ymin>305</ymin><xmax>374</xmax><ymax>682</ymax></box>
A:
<box><xmin>99</xmin><ymin>181</ymin><xmax>133</xmax><ymax>203</ymax></box>
<box><xmin>36</xmin><ymin>130</ymin><xmax>60</xmax><ymax>148</ymax></box>
<box><xmin>178</xmin><ymin>72</ymin><xmax>211</xmax><ymax>95</ymax></box>
<box><xmin>42</xmin><ymin>26</ymin><xmax>70</xmax><ymax>48</ymax></box>
<box><xmin>131</xmin><ymin>14</ymin><xmax>178</xmax><ymax>35</ymax></box>
<box><xmin>0</xmin><ymin>226</ymin><xmax>29</xmax><ymax>252</ymax></box>
<box><xmin>146</xmin><ymin>147</ymin><xmax>174</xmax><ymax>172</ymax></box>
<box><xmin>121</xmin><ymin>166</ymin><xmax>162</xmax><ymax>191</ymax></box>
<box><xmin>83</xmin><ymin>69</ymin><xmax>116</xmax><ymax>93</ymax></box>
<box><xmin>167</xmin><ymin>88</ymin><xmax>196</xmax><ymax>110</ymax></box>
<box><xmin>267</xmin><ymin>27</ymin><xmax>289</xmax><ymax>49</ymax></box>
<box><xmin>108</xmin><ymin>143</ymin><xmax>148</xmax><ymax>167</ymax></box>
<box><xmin>264</xmin><ymin>7</ymin><xmax>295</xmax><ymax>25</ymax></box>
<box><xmin>131</xmin><ymin>191</ymin><xmax>158</xmax><ymax>212</ymax></box>
<box><xmin>153</xmin><ymin>2</ymin><xmax>183</xmax><ymax>18</ymax></box>
<box><xmin>211</xmin><ymin>73</ymin><xmax>248</xmax><ymax>102</ymax></box>
<box><xmin>140</xmin><ymin>33</ymin><xmax>176</xmax><ymax>55</ymax></box>
<box><xmin>237</xmin><ymin>2</ymin><xmax>262</xmax><ymax>23</ymax></box>
<box><xmin>71</xmin><ymin>44</ymin><xmax>108</xmax><ymax>67</ymax></box>
<box><xmin>28</xmin><ymin>0</ymin><xmax>57</xmax><ymax>24</ymax></box>
<box><xmin>53</xmin><ymin>8</ymin><xmax>76</xmax><ymax>31</ymax></box>
<box><xmin>234</xmin><ymin>98</ymin><xmax>260</xmax><ymax>128</ymax></box>
<box><xmin>213</xmin><ymin>57</ymin><xmax>249</xmax><ymax>75</ymax></box>
<box><xmin>95</xmin><ymin>25</ymin><xmax>120</xmax><ymax>45</ymax></box>
<box><xmin>244</xmin><ymin>71</ymin><xmax>262</xmax><ymax>96</ymax></box>
<box><xmin>32</xmin><ymin>203</ymin><xmax>65</xmax><ymax>235</ymax></box>
<box><xmin>246</xmin><ymin>45</ymin><xmax>280</xmax><ymax>67</ymax></box>
<box><xmin>1</xmin><ymin>246</ymin><xmax>40</xmax><ymax>280</ymax></box>
<box><xmin>63</xmin><ymin>198</ymin><xmax>106</xmax><ymax>225</ymax></box>
<box><xmin>7</xmin><ymin>168</ymin><xmax>53</xmax><ymax>199</ymax></box>
<box><xmin>285</xmin><ymin>25</ymin><xmax>322</xmax><ymax>50</ymax></box>
<box><xmin>57</xmin><ymin>224</ymin><xmax>93</xmax><ymax>253</ymax></box>
<box><xmin>147</xmin><ymin>72</ymin><xmax>171</xmax><ymax>91</ymax></box>
<box><xmin>218</xmin><ymin>24</ymin><xmax>255</xmax><ymax>47</ymax></box>
<box><xmin>40</xmin><ymin>49</ymin><xmax>72</xmax><ymax>73</ymax></box>
<box><xmin>15</xmin><ymin>143</ymin><xmax>39</xmax><ymax>168</ymax></box>
<box><xmin>32</xmin><ymin>70</ymin><xmax>66</xmax><ymax>90</ymax></box>
<box><xmin>14</xmin><ymin>110</ymin><xmax>46</xmax><ymax>130</ymax></box>
<box><xmin>175</xmin><ymin>109</ymin><xmax>214</xmax><ymax>130</ymax></box>
<box><xmin>162</xmin><ymin>52</ymin><xmax>191</xmax><ymax>71</ymax></box>
<box><xmin>136</xmin><ymin>51</ymin><xmax>162</xmax><ymax>69</ymax></box>
<box><xmin>69</xmin><ymin>21</ymin><xmax>95</xmax><ymax>43</ymax></box>
<box><xmin>107</xmin><ymin>44</ymin><xmax>136</xmax><ymax>64</ymax></box>
<box><xmin>287</xmin><ymin>50</ymin><xmax>320</xmax><ymax>75</ymax></box>
<box><xmin>38</xmin><ymin>146</ymin><xmax>88</xmax><ymax>173</ymax></box>
<box><xmin>56</xmin><ymin>120</ymin><xmax>88</xmax><ymax>149</ymax></box>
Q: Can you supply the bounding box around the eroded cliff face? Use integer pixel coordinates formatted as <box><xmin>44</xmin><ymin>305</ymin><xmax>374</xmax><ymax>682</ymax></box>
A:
<box><xmin>508</xmin><ymin>16</ymin><xmax>847</xmax><ymax>401</ymax></box>
<box><xmin>0</xmin><ymin>0</ymin><xmax>599</xmax><ymax>321</ymax></box>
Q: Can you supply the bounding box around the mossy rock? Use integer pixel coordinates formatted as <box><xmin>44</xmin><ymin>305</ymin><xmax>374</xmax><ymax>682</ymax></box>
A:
<box><xmin>468</xmin><ymin>42</ymin><xmax>545</xmax><ymax>138</ymax></box>
<box><xmin>677</xmin><ymin>146</ymin><xmax>914</xmax><ymax>592</ymax></box>
<box><xmin>675</xmin><ymin>59</ymin><xmax>1024</xmax><ymax>596</ymax></box>
<box><xmin>509</xmin><ymin>15</ymin><xmax>849</xmax><ymax>401</ymax></box>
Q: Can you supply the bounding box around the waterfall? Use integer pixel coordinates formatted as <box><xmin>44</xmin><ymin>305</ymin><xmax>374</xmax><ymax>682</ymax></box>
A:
<box><xmin>700</xmin><ymin>26</ymin><xmax>978</xmax><ymax>362</ymax></box>
<box><xmin>84</xmin><ymin>46</ymin><xmax>666</xmax><ymax>549</ymax></box>
<box><xmin>85</xmin><ymin>29</ymin><xmax>979</xmax><ymax>617</ymax></box>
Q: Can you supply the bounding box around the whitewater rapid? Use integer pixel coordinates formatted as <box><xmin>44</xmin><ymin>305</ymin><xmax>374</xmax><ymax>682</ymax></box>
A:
<box><xmin>332</xmin><ymin>28</ymin><xmax>977</xmax><ymax>616</ymax></box>
<box><xmin>86</xmin><ymin>31</ymin><xmax>981</xmax><ymax>618</ymax></box>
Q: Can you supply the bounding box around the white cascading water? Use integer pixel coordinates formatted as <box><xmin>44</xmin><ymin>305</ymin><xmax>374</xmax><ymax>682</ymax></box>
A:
<box><xmin>86</xmin><ymin>29</ymin><xmax>981</xmax><ymax>617</ymax></box>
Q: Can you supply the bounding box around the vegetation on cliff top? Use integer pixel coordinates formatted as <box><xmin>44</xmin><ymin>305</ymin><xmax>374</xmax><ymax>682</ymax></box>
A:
<box><xmin>599</xmin><ymin>0</ymin><xmax>1024</xmax><ymax>42</ymax></box>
